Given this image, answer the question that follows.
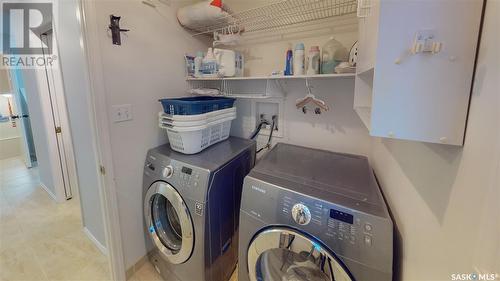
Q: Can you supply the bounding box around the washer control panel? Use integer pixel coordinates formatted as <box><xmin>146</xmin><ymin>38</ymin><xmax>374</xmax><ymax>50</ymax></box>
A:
<box><xmin>171</xmin><ymin>165</ymin><xmax>201</xmax><ymax>188</ymax></box>
<box><xmin>145</xmin><ymin>154</ymin><xmax>205</xmax><ymax>188</ymax></box>
<box><xmin>144</xmin><ymin>152</ymin><xmax>211</xmax><ymax>203</ymax></box>
<box><xmin>281</xmin><ymin>195</ymin><xmax>375</xmax><ymax>248</ymax></box>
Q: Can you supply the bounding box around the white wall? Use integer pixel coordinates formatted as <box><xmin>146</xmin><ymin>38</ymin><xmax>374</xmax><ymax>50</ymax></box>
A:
<box><xmin>56</xmin><ymin>0</ymin><xmax>107</xmax><ymax>247</ymax></box>
<box><xmin>370</xmin><ymin>2</ymin><xmax>500</xmax><ymax>280</ymax></box>
<box><xmin>230</xmin><ymin>78</ymin><xmax>372</xmax><ymax>157</ymax></box>
<box><xmin>90</xmin><ymin>0</ymin><xmax>208</xmax><ymax>268</ymax></box>
<box><xmin>0</xmin><ymin>65</ymin><xmax>11</xmax><ymax>94</ymax></box>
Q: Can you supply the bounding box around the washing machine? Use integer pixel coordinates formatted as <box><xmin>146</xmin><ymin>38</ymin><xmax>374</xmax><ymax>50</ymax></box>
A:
<box><xmin>239</xmin><ymin>143</ymin><xmax>393</xmax><ymax>281</ymax></box>
<box><xmin>143</xmin><ymin>137</ymin><xmax>256</xmax><ymax>281</ymax></box>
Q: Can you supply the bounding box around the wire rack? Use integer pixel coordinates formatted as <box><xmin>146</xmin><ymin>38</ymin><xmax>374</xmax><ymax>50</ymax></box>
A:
<box><xmin>187</xmin><ymin>78</ymin><xmax>286</xmax><ymax>98</ymax></box>
<box><xmin>190</xmin><ymin>0</ymin><xmax>358</xmax><ymax>36</ymax></box>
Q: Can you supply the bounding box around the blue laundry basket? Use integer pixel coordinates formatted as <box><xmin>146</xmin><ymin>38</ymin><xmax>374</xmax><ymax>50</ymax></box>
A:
<box><xmin>159</xmin><ymin>96</ymin><xmax>236</xmax><ymax>115</ymax></box>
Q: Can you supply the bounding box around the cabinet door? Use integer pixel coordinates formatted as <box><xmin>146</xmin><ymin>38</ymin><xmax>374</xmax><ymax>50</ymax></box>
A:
<box><xmin>356</xmin><ymin>0</ymin><xmax>380</xmax><ymax>74</ymax></box>
<box><xmin>370</xmin><ymin>0</ymin><xmax>483</xmax><ymax>145</ymax></box>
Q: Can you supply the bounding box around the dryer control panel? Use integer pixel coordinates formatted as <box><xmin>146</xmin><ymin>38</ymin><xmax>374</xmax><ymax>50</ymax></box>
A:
<box><xmin>263</xmin><ymin>188</ymin><xmax>393</xmax><ymax>273</ymax></box>
<box><xmin>281</xmin><ymin>195</ymin><xmax>376</xmax><ymax>248</ymax></box>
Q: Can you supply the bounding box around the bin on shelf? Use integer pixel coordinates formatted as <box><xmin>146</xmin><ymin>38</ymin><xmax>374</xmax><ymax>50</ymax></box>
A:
<box><xmin>159</xmin><ymin>108</ymin><xmax>236</xmax><ymax>127</ymax></box>
<box><xmin>159</xmin><ymin>114</ymin><xmax>236</xmax><ymax>154</ymax></box>
<box><xmin>159</xmin><ymin>96</ymin><xmax>235</xmax><ymax>115</ymax></box>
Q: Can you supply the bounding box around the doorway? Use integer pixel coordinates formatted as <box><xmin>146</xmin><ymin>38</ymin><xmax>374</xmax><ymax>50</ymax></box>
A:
<box><xmin>0</xmin><ymin>62</ymin><xmax>36</xmax><ymax>166</ymax></box>
<box><xmin>0</xmin><ymin>58</ymin><xmax>111</xmax><ymax>280</ymax></box>
<box><xmin>0</xmin><ymin>3</ymin><xmax>112</xmax><ymax>279</ymax></box>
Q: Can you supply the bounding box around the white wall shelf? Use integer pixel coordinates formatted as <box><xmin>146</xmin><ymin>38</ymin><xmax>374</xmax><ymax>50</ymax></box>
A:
<box><xmin>186</xmin><ymin>73</ymin><xmax>355</xmax><ymax>81</ymax></box>
<box><xmin>186</xmin><ymin>73</ymin><xmax>354</xmax><ymax>99</ymax></box>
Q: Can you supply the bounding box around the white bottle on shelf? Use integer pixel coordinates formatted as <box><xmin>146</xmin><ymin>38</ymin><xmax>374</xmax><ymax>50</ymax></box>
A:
<box><xmin>214</xmin><ymin>48</ymin><xmax>236</xmax><ymax>77</ymax></box>
<box><xmin>306</xmin><ymin>46</ymin><xmax>320</xmax><ymax>75</ymax></box>
<box><xmin>293</xmin><ymin>43</ymin><xmax>305</xmax><ymax>76</ymax></box>
<box><xmin>202</xmin><ymin>48</ymin><xmax>218</xmax><ymax>77</ymax></box>
<box><xmin>194</xmin><ymin>51</ymin><xmax>204</xmax><ymax>78</ymax></box>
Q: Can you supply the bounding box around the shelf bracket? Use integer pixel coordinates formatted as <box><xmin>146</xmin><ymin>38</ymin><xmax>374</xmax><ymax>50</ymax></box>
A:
<box><xmin>274</xmin><ymin>79</ymin><xmax>287</xmax><ymax>96</ymax></box>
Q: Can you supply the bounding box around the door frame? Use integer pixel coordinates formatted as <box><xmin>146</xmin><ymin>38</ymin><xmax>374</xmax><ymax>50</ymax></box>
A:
<box><xmin>78</xmin><ymin>1</ymin><xmax>126</xmax><ymax>280</ymax></box>
<box><xmin>29</xmin><ymin>26</ymin><xmax>79</xmax><ymax>202</ymax></box>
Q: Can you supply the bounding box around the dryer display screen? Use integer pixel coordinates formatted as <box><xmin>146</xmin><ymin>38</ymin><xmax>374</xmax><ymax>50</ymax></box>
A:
<box><xmin>181</xmin><ymin>167</ymin><xmax>192</xmax><ymax>175</ymax></box>
<box><xmin>330</xmin><ymin>209</ymin><xmax>353</xmax><ymax>224</ymax></box>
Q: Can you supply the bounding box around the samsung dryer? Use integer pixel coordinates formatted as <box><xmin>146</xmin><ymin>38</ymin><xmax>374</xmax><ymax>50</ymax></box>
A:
<box><xmin>239</xmin><ymin>143</ymin><xmax>393</xmax><ymax>281</ymax></box>
<box><xmin>143</xmin><ymin>137</ymin><xmax>256</xmax><ymax>281</ymax></box>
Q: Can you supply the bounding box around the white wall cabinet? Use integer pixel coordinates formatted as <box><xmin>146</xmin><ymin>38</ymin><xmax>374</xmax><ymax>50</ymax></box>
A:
<box><xmin>354</xmin><ymin>0</ymin><xmax>484</xmax><ymax>145</ymax></box>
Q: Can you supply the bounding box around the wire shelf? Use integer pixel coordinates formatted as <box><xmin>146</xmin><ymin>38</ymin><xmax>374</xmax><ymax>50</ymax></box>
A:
<box><xmin>187</xmin><ymin>77</ymin><xmax>287</xmax><ymax>99</ymax></box>
<box><xmin>190</xmin><ymin>0</ymin><xmax>358</xmax><ymax>36</ymax></box>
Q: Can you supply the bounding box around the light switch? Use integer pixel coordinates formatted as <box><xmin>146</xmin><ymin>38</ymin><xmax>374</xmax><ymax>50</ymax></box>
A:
<box><xmin>112</xmin><ymin>104</ymin><xmax>133</xmax><ymax>122</ymax></box>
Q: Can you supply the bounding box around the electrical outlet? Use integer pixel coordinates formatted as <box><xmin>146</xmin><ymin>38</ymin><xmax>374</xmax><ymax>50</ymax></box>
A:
<box><xmin>112</xmin><ymin>104</ymin><xmax>133</xmax><ymax>123</ymax></box>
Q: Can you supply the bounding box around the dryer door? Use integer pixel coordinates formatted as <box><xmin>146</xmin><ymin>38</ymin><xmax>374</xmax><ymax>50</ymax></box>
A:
<box><xmin>144</xmin><ymin>181</ymin><xmax>194</xmax><ymax>264</ymax></box>
<box><xmin>247</xmin><ymin>227</ymin><xmax>355</xmax><ymax>281</ymax></box>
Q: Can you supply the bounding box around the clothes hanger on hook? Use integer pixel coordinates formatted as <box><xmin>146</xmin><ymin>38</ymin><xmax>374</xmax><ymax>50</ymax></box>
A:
<box><xmin>295</xmin><ymin>78</ymin><xmax>329</xmax><ymax>113</ymax></box>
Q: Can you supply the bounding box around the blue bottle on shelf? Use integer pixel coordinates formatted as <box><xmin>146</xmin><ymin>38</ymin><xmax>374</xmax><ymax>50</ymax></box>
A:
<box><xmin>284</xmin><ymin>48</ymin><xmax>293</xmax><ymax>76</ymax></box>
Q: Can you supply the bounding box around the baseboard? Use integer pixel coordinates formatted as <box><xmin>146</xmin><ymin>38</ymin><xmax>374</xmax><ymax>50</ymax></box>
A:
<box><xmin>126</xmin><ymin>254</ymin><xmax>149</xmax><ymax>280</ymax></box>
<box><xmin>83</xmin><ymin>227</ymin><xmax>108</xmax><ymax>256</ymax></box>
<box><xmin>39</xmin><ymin>182</ymin><xmax>58</xmax><ymax>201</ymax></box>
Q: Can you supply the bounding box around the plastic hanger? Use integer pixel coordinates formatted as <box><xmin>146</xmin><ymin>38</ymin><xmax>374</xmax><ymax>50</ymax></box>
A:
<box><xmin>295</xmin><ymin>79</ymin><xmax>329</xmax><ymax>112</ymax></box>
<box><xmin>213</xmin><ymin>25</ymin><xmax>241</xmax><ymax>47</ymax></box>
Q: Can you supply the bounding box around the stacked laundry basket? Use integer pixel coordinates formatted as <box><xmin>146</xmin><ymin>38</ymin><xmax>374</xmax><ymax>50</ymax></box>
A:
<box><xmin>159</xmin><ymin>96</ymin><xmax>236</xmax><ymax>154</ymax></box>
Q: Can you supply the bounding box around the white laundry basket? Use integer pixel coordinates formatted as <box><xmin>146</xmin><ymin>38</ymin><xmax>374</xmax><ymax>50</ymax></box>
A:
<box><xmin>159</xmin><ymin>108</ymin><xmax>236</xmax><ymax>127</ymax></box>
<box><xmin>160</xmin><ymin>115</ymin><xmax>236</xmax><ymax>154</ymax></box>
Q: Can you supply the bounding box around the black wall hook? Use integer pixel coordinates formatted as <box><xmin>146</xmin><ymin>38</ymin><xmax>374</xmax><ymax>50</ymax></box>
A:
<box><xmin>109</xmin><ymin>15</ymin><xmax>129</xmax><ymax>45</ymax></box>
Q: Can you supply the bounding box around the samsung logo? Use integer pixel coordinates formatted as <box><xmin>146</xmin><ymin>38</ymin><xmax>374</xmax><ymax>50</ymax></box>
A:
<box><xmin>251</xmin><ymin>185</ymin><xmax>266</xmax><ymax>194</ymax></box>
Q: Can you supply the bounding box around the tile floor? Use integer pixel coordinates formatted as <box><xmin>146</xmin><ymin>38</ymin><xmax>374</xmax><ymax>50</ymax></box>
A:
<box><xmin>0</xmin><ymin>157</ymin><xmax>110</xmax><ymax>281</ymax></box>
<box><xmin>0</xmin><ymin>157</ymin><xmax>238</xmax><ymax>281</ymax></box>
<box><xmin>128</xmin><ymin>261</ymin><xmax>238</xmax><ymax>281</ymax></box>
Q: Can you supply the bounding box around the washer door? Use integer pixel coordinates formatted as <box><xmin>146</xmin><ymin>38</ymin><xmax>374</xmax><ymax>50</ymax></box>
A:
<box><xmin>144</xmin><ymin>181</ymin><xmax>194</xmax><ymax>264</ymax></box>
<box><xmin>247</xmin><ymin>228</ymin><xmax>355</xmax><ymax>281</ymax></box>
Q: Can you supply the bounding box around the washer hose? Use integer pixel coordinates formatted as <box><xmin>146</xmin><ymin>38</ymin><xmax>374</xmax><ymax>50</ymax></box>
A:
<box><xmin>257</xmin><ymin>115</ymin><xmax>277</xmax><ymax>153</ymax></box>
<box><xmin>250</xmin><ymin>120</ymin><xmax>270</xmax><ymax>139</ymax></box>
